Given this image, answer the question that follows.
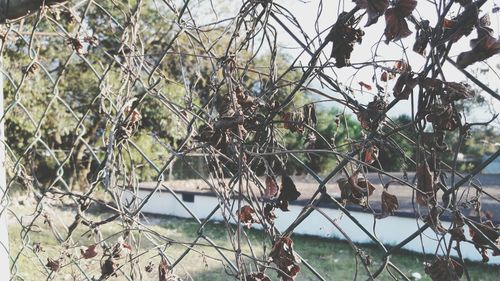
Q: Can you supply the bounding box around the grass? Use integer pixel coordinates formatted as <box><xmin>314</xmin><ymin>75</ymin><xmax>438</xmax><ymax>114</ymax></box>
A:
<box><xmin>6</xmin><ymin>203</ymin><xmax>500</xmax><ymax>281</ymax></box>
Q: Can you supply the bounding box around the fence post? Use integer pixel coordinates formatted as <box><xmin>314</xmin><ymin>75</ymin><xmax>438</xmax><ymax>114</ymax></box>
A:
<box><xmin>0</xmin><ymin>54</ymin><xmax>9</xmax><ymax>280</ymax></box>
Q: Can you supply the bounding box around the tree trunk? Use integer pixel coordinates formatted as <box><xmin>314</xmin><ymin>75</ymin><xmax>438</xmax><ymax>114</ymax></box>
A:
<box><xmin>0</xmin><ymin>0</ymin><xmax>66</xmax><ymax>22</ymax></box>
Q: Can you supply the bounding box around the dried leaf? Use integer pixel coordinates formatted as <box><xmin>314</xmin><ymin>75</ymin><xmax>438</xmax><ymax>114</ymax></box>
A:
<box><xmin>264</xmin><ymin>203</ymin><xmax>277</xmax><ymax>223</ymax></box>
<box><xmin>425</xmin><ymin>257</ymin><xmax>464</xmax><ymax>281</ymax></box>
<box><xmin>357</xmin><ymin>97</ymin><xmax>387</xmax><ymax>130</ymax></box>
<box><xmin>416</xmin><ymin>160</ymin><xmax>435</xmax><ymax>206</ymax></box>
<box><xmin>101</xmin><ymin>258</ymin><xmax>117</xmax><ymax>278</ymax></box>
<box><xmin>380</xmin><ymin>71</ymin><xmax>395</xmax><ymax>82</ymax></box>
<box><xmin>238</xmin><ymin>205</ymin><xmax>258</xmax><ymax>226</ymax></box>
<box><xmin>384</xmin><ymin>0</ymin><xmax>417</xmax><ymax>43</ymax></box>
<box><xmin>456</xmin><ymin>31</ymin><xmax>500</xmax><ymax>69</ymax></box>
<box><xmin>441</xmin><ymin>1</ymin><xmax>484</xmax><ymax>44</ymax></box>
<box><xmin>159</xmin><ymin>256</ymin><xmax>172</xmax><ymax>281</ymax></box>
<box><xmin>424</xmin><ymin>206</ymin><xmax>447</xmax><ymax>234</ymax></box>
<box><xmin>269</xmin><ymin>237</ymin><xmax>301</xmax><ymax>281</ymax></box>
<box><xmin>328</xmin><ymin>12</ymin><xmax>364</xmax><ymax>67</ymax></box>
<box><xmin>426</xmin><ymin>104</ymin><xmax>461</xmax><ymax>131</ymax></box>
<box><xmin>81</xmin><ymin>244</ymin><xmax>98</xmax><ymax>259</ymax></box>
<box><xmin>393</xmin><ymin>72</ymin><xmax>417</xmax><ymax>100</ymax></box>
<box><xmin>303</xmin><ymin>104</ymin><xmax>317</xmax><ymax>128</ymax></box>
<box><xmin>377</xmin><ymin>189</ymin><xmax>399</xmax><ymax>219</ymax></box>
<box><xmin>355</xmin><ymin>0</ymin><xmax>389</xmax><ymax>27</ymax></box>
<box><xmin>46</xmin><ymin>258</ymin><xmax>61</xmax><ymax>272</ymax></box>
<box><xmin>413</xmin><ymin>20</ymin><xmax>431</xmax><ymax>55</ymax></box>
<box><xmin>280</xmin><ymin>175</ymin><xmax>301</xmax><ymax>202</ymax></box>
<box><xmin>359</xmin><ymin>81</ymin><xmax>373</xmax><ymax>90</ymax></box>
<box><xmin>363</xmin><ymin>144</ymin><xmax>379</xmax><ymax>164</ymax></box>
<box><xmin>246</xmin><ymin>272</ymin><xmax>272</xmax><ymax>281</ymax></box>
<box><xmin>467</xmin><ymin>220</ymin><xmax>500</xmax><ymax>262</ymax></box>
<box><xmin>265</xmin><ymin>176</ymin><xmax>279</xmax><ymax>198</ymax></box>
<box><xmin>337</xmin><ymin>171</ymin><xmax>376</xmax><ymax>206</ymax></box>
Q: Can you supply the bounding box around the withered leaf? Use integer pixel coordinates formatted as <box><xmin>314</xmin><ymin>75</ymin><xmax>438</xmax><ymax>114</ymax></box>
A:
<box><xmin>246</xmin><ymin>272</ymin><xmax>272</xmax><ymax>281</ymax></box>
<box><xmin>449</xmin><ymin>212</ymin><xmax>466</xmax><ymax>241</ymax></box>
<box><xmin>384</xmin><ymin>0</ymin><xmax>417</xmax><ymax>43</ymax></box>
<box><xmin>416</xmin><ymin>160</ymin><xmax>435</xmax><ymax>206</ymax></box>
<box><xmin>413</xmin><ymin>20</ymin><xmax>431</xmax><ymax>55</ymax></box>
<box><xmin>357</xmin><ymin>97</ymin><xmax>386</xmax><ymax>130</ymax></box>
<box><xmin>443</xmin><ymin>82</ymin><xmax>475</xmax><ymax>102</ymax></box>
<box><xmin>303</xmin><ymin>104</ymin><xmax>317</xmax><ymax>128</ymax></box>
<box><xmin>328</xmin><ymin>11</ymin><xmax>364</xmax><ymax>67</ymax></box>
<box><xmin>377</xmin><ymin>189</ymin><xmax>399</xmax><ymax>219</ymax></box>
<box><xmin>426</xmin><ymin>104</ymin><xmax>461</xmax><ymax>131</ymax></box>
<box><xmin>265</xmin><ymin>176</ymin><xmax>279</xmax><ymax>198</ymax></box>
<box><xmin>393</xmin><ymin>72</ymin><xmax>417</xmax><ymax>100</ymax></box>
<box><xmin>456</xmin><ymin>29</ymin><xmax>500</xmax><ymax>69</ymax></box>
<box><xmin>425</xmin><ymin>257</ymin><xmax>464</xmax><ymax>281</ymax></box>
<box><xmin>354</xmin><ymin>0</ymin><xmax>389</xmax><ymax>27</ymax></box>
<box><xmin>46</xmin><ymin>258</ymin><xmax>61</xmax><ymax>272</ymax></box>
<box><xmin>81</xmin><ymin>244</ymin><xmax>98</xmax><ymax>259</ymax></box>
<box><xmin>159</xmin><ymin>256</ymin><xmax>172</xmax><ymax>281</ymax></box>
<box><xmin>363</xmin><ymin>144</ymin><xmax>379</xmax><ymax>164</ymax></box>
<box><xmin>359</xmin><ymin>81</ymin><xmax>373</xmax><ymax>90</ymax></box>
<box><xmin>264</xmin><ymin>203</ymin><xmax>277</xmax><ymax>223</ymax></box>
<box><xmin>467</xmin><ymin>220</ymin><xmax>500</xmax><ymax>262</ymax></box>
<box><xmin>280</xmin><ymin>175</ymin><xmax>301</xmax><ymax>202</ymax></box>
<box><xmin>424</xmin><ymin>206</ymin><xmax>447</xmax><ymax>234</ymax></box>
<box><xmin>101</xmin><ymin>258</ymin><xmax>117</xmax><ymax>278</ymax></box>
<box><xmin>440</xmin><ymin>0</ymin><xmax>485</xmax><ymax>44</ymax></box>
<box><xmin>380</xmin><ymin>71</ymin><xmax>395</xmax><ymax>82</ymax></box>
<box><xmin>269</xmin><ymin>237</ymin><xmax>301</xmax><ymax>281</ymax></box>
<box><xmin>238</xmin><ymin>205</ymin><xmax>258</xmax><ymax>226</ymax></box>
<box><xmin>283</xmin><ymin>111</ymin><xmax>305</xmax><ymax>133</ymax></box>
<box><xmin>338</xmin><ymin>171</ymin><xmax>376</xmax><ymax>206</ymax></box>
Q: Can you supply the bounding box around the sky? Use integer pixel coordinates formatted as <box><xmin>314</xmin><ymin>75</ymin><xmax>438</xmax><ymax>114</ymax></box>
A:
<box><xmin>187</xmin><ymin>0</ymin><xmax>500</xmax><ymax>128</ymax></box>
<box><xmin>270</xmin><ymin>0</ymin><xmax>500</xmax><ymax>127</ymax></box>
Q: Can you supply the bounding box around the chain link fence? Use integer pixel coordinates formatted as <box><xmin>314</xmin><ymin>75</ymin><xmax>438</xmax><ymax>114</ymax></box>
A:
<box><xmin>1</xmin><ymin>0</ymin><xmax>500</xmax><ymax>280</ymax></box>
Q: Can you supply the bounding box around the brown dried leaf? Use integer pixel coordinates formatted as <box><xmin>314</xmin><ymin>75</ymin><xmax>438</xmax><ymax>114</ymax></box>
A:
<box><xmin>456</xmin><ymin>32</ymin><xmax>500</xmax><ymax>69</ymax></box>
<box><xmin>238</xmin><ymin>205</ymin><xmax>258</xmax><ymax>226</ymax></box>
<box><xmin>269</xmin><ymin>237</ymin><xmax>301</xmax><ymax>281</ymax></box>
<box><xmin>424</xmin><ymin>206</ymin><xmax>447</xmax><ymax>234</ymax></box>
<box><xmin>329</xmin><ymin>12</ymin><xmax>364</xmax><ymax>67</ymax></box>
<box><xmin>467</xmin><ymin>220</ymin><xmax>500</xmax><ymax>262</ymax></box>
<box><xmin>380</xmin><ymin>71</ymin><xmax>395</xmax><ymax>82</ymax></box>
<box><xmin>46</xmin><ymin>258</ymin><xmax>61</xmax><ymax>272</ymax></box>
<box><xmin>359</xmin><ymin>81</ymin><xmax>373</xmax><ymax>90</ymax></box>
<box><xmin>363</xmin><ymin>144</ymin><xmax>379</xmax><ymax>164</ymax></box>
<box><xmin>279</xmin><ymin>175</ymin><xmax>301</xmax><ymax>202</ymax></box>
<box><xmin>81</xmin><ymin>244</ymin><xmax>98</xmax><ymax>259</ymax></box>
<box><xmin>246</xmin><ymin>272</ymin><xmax>272</xmax><ymax>281</ymax></box>
<box><xmin>101</xmin><ymin>258</ymin><xmax>117</xmax><ymax>278</ymax></box>
<box><xmin>338</xmin><ymin>171</ymin><xmax>376</xmax><ymax>206</ymax></box>
<box><xmin>159</xmin><ymin>256</ymin><xmax>172</xmax><ymax>281</ymax></box>
<box><xmin>393</xmin><ymin>72</ymin><xmax>417</xmax><ymax>100</ymax></box>
<box><xmin>425</xmin><ymin>257</ymin><xmax>464</xmax><ymax>281</ymax></box>
<box><xmin>384</xmin><ymin>8</ymin><xmax>413</xmax><ymax>43</ymax></box>
<box><xmin>426</xmin><ymin>104</ymin><xmax>461</xmax><ymax>131</ymax></box>
<box><xmin>377</xmin><ymin>190</ymin><xmax>399</xmax><ymax>219</ymax></box>
<box><xmin>265</xmin><ymin>176</ymin><xmax>279</xmax><ymax>198</ymax></box>
<box><xmin>413</xmin><ymin>20</ymin><xmax>431</xmax><ymax>55</ymax></box>
<box><xmin>394</xmin><ymin>0</ymin><xmax>417</xmax><ymax>17</ymax></box>
<box><xmin>355</xmin><ymin>0</ymin><xmax>389</xmax><ymax>27</ymax></box>
<box><xmin>416</xmin><ymin>160</ymin><xmax>435</xmax><ymax>206</ymax></box>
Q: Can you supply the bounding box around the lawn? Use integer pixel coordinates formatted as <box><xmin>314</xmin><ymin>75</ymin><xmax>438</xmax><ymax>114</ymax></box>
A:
<box><xmin>7</xmin><ymin>202</ymin><xmax>500</xmax><ymax>281</ymax></box>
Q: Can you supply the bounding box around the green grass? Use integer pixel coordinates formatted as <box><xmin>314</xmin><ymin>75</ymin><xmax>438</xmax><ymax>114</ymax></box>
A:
<box><xmin>7</xmin><ymin>206</ymin><xmax>500</xmax><ymax>281</ymax></box>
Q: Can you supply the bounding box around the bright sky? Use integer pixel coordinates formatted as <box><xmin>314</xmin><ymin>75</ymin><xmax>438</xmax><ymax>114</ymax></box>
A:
<box><xmin>270</xmin><ymin>0</ymin><xmax>500</xmax><ymax>127</ymax></box>
<box><xmin>188</xmin><ymin>0</ymin><xmax>500</xmax><ymax>127</ymax></box>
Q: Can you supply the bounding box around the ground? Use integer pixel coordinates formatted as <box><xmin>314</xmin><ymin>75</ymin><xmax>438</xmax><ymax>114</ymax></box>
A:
<box><xmin>6</xmin><ymin>195</ymin><xmax>500</xmax><ymax>281</ymax></box>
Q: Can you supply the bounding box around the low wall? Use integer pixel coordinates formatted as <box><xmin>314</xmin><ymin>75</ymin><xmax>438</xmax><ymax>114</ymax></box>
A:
<box><xmin>124</xmin><ymin>189</ymin><xmax>500</xmax><ymax>264</ymax></box>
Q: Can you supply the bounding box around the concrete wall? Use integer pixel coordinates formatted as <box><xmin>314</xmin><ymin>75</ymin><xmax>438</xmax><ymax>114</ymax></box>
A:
<box><xmin>124</xmin><ymin>189</ymin><xmax>500</xmax><ymax>264</ymax></box>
